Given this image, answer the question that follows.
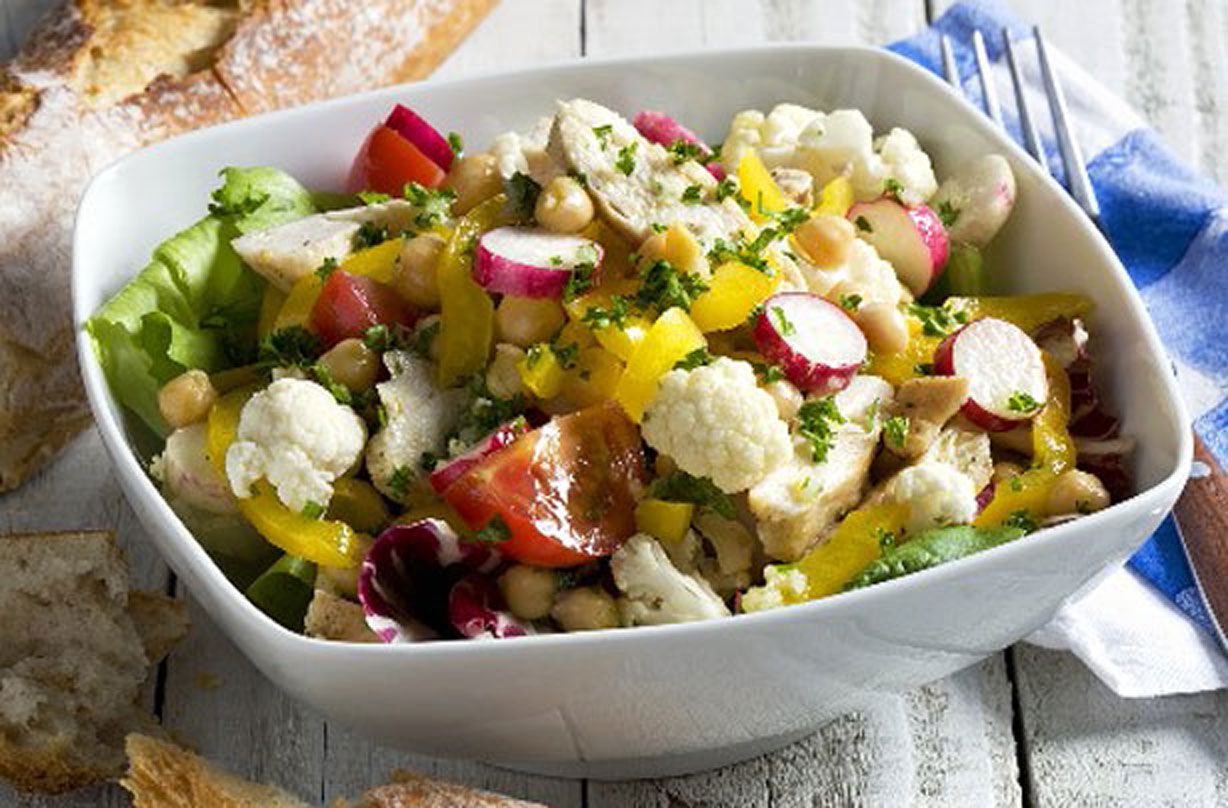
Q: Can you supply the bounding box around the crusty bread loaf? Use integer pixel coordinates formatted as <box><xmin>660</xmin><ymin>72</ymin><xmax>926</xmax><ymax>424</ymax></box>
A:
<box><xmin>0</xmin><ymin>0</ymin><xmax>496</xmax><ymax>491</ymax></box>
<box><xmin>0</xmin><ymin>531</ymin><xmax>188</xmax><ymax>794</ymax></box>
<box><xmin>122</xmin><ymin>734</ymin><xmax>547</xmax><ymax>808</ymax></box>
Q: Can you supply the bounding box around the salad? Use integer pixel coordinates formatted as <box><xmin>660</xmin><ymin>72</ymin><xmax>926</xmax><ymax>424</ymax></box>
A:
<box><xmin>88</xmin><ymin>98</ymin><xmax>1133</xmax><ymax>642</ymax></box>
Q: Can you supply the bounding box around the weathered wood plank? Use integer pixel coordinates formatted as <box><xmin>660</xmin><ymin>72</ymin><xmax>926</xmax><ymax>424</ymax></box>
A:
<box><xmin>1014</xmin><ymin>645</ymin><xmax>1228</xmax><ymax>808</ymax></box>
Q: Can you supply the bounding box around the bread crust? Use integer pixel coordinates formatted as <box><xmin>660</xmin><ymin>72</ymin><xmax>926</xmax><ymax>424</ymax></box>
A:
<box><xmin>0</xmin><ymin>0</ymin><xmax>496</xmax><ymax>492</ymax></box>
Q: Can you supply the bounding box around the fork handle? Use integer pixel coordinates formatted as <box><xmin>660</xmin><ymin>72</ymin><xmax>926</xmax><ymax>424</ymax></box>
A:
<box><xmin>1172</xmin><ymin>435</ymin><xmax>1228</xmax><ymax>642</ymax></box>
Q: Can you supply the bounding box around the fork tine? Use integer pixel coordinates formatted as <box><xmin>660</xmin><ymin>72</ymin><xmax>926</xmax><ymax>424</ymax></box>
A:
<box><xmin>940</xmin><ymin>34</ymin><xmax>960</xmax><ymax>88</ymax></box>
<box><xmin>1002</xmin><ymin>30</ymin><xmax>1050</xmax><ymax>176</ymax></box>
<box><xmin>1034</xmin><ymin>27</ymin><xmax>1101</xmax><ymax>220</ymax></box>
<box><xmin>971</xmin><ymin>30</ymin><xmax>1003</xmax><ymax>126</ymax></box>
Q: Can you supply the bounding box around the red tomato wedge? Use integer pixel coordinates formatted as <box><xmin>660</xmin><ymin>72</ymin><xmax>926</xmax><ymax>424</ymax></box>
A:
<box><xmin>310</xmin><ymin>271</ymin><xmax>419</xmax><ymax>346</ymax></box>
<box><xmin>440</xmin><ymin>402</ymin><xmax>648</xmax><ymax>567</ymax></box>
<box><xmin>347</xmin><ymin>124</ymin><xmax>447</xmax><ymax>195</ymax></box>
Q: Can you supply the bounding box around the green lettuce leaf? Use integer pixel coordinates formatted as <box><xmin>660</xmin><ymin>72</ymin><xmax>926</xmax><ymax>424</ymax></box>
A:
<box><xmin>87</xmin><ymin>167</ymin><xmax>315</xmax><ymax>435</ymax></box>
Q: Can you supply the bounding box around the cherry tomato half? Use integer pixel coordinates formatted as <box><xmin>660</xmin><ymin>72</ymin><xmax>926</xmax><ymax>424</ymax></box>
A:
<box><xmin>347</xmin><ymin>124</ymin><xmax>447</xmax><ymax>195</ymax></box>
<box><xmin>310</xmin><ymin>271</ymin><xmax>419</xmax><ymax>347</ymax></box>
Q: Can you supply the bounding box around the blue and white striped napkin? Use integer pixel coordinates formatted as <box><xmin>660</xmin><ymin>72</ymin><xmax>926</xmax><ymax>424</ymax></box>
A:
<box><xmin>892</xmin><ymin>1</ymin><xmax>1228</xmax><ymax>696</ymax></box>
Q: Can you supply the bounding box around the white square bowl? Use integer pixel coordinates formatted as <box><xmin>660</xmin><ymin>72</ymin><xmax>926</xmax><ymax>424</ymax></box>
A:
<box><xmin>74</xmin><ymin>45</ymin><xmax>1191</xmax><ymax>780</ymax></box>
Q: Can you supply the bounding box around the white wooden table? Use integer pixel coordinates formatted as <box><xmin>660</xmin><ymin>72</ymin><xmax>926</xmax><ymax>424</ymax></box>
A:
<box><xmin>3</xmin><ymin>1</ymin><xmax>1227</xmax><ymax>805</ymax></box>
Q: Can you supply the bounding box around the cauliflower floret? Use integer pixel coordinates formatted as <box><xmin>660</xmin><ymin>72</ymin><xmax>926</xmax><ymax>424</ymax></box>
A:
<box><xmin>797</xmin><ymin>237</ymin><xmax>910</xmax><ymax>309</ymax></box>
<box><xmin>611</xmin><ymin>534</ymin><xmax>731</xmax><ymax>626</ymax></box>
<box><xmin>365</xmin><ymin>351</ymin><xmax>465</xmax><ymax>502</ymax></box>
<box><xmin>720</xmin><ymin>104</ymin><xmax>823</xmax><ymax>171</ymax></box>
<box><xmin>740</xmin><ymin>565</ymin><xmax>808</xmax><ymax>613</ymax></box>
<box><xmin>876</xmin><ymin>128</ymin><xmax>938</xmax><ymax>204</ymax></box>
<box><xmin>642</xmin><ymin>358</ymin><xmax>791</xmax><ymax>493</ymax></box>
<box><xmin>885</xmin><ymin>462</ymin><xmax>979</xmax><ymax>535</ymax></box>
<box><xmin>225</xmin><ymin>379</ymin><xmax>366</xmax><ymax>513</ymax></box>
<box><xmin>157</xmin><ymin>424</ymin><xmax>236</xmax><ymax>515</ymax></box>
<box><xmin>795</xmin><ymin>109</ymin><xmax>886</xmax><ymax>199</ymax></box>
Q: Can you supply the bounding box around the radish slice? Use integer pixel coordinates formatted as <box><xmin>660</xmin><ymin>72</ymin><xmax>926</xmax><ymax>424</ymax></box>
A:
<box><xmin>752</xmin><ymin>292</ymin><xmax>867</xmax><ymax>394</ymax></box>
<box><xmin>933</xmin><ymin>317</ymin><xmax>1048</xmax><ymax>432</ymax></box>
<box><xmin>633</xmin><ymin>110</ymin><xmax>710</xmax><ymax>155</ymax></box>
<box><xmin>847</xmin><ymin>198</ymin><xmax>949</xmax><ymax>295</ymax></box>
<box><xmin>473</xmin><ymin>227</ymin><xmax>603</xmax><ymax>298</ymax></box>
<box><xmin>385</xmin><ymin>104</ymin><xmax>454</xmax><ymax>172</ymax></box>
<box><xmin>429</xmin><ymin>419</ymin><xmax>529</xmax><ymax>494</ymax></box>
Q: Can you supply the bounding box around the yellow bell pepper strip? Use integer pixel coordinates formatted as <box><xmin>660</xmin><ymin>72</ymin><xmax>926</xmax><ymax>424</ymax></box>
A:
<box><xmin>614</xmin><ymin>307</ymin><xmax>706</xmax><ymax>422</ymax></box>
<box><xmin>742</xmin><ymin>502</ymin><xmax>910</xmax><ymax>611</ymax></box>
<box><xmin>561</xmin><ymin>346</ymin><xmax>624</xmax><ymax>408</ymax></box>
<box><xmin>593</xmin><ymin>315</ymin><xmax>651</xmax><ymax>361</ymax></box>
<box><xmin>661</xmin><ymin>224</ymin><xmax>706</xmax><ymax>274</ymax></box>
<box><xmin>557</xmin><ymin>320</ymin><xmax>597</xmax><ymax>351</ymax></box>
<box><xmin>272</xmin><ymin>237</ymin><xmax>406</xmax><ymax>331</ymax></box>
<box><xmin>813</xmin><ymin>175</ymin><xmax>854</xmax><ymax>217</ymax></box>
<box><xmin>949</xmin><ymin>293</ymin><xmax>1093</xmax><ymax>334</ymax></box>
<box><xmin>689</xmin><ymin>261</ymin><xmax>780</xmax><ymax>332</ymax></box>
<box><xmin>564</xmin><ymin>279</ymin><xmax>648</xmax><ymax>360</ymax></box>
<box><xmin>437</xmin><ymin>195</ymin><xmax>507</xmax><ymax>387</ymax></box>
<box><xmin>205</xmin><ymin>387</ymin><xmax>366</xmax><ymax>569</ymax></box>
<box><xmin>257</xmin><ymin>285</ymin><xmax>286</xmax><ymax>340</ymax></box>
<box><xmin>863</xmin><ymin>317</ymin><xmax>942</xmax><ymax>387</ymax></box>
<box><xmin>517</xmin><ymin>345</ymin><xmax>567</xmax><ymax>399</ymax></box>
<box><xmin>738</xmin><ymin>151</ymin><xmax>789</xmax><ymax>222</ymax></box>
<box><xmin>635</xmin><ymin>498</ymin><xmax>695</xmax><ymax>544</ymax></box>
<box><xmin>328</xmin><ymin>478</ymin><xmax>392</xmax><ymax>534</ymax></box>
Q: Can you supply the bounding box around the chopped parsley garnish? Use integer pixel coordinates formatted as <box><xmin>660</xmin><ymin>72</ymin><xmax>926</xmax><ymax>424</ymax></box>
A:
<box><xmin>615</xmin><ymin>142</ymin><xmax>638</xmax><ymax>176</ymax></box>
<box><xmin>769</xmin><ymin>206</ymin><xmax>810</xmax><ymax>235</ymax></box>
<box><xmin>650</xmin><ymin>222</ymin><xmax>668</xmax><ymax>234</ymax></box>
<box><xmin>907</xmin><ymin>302</ymin><xmax>968</xmax><ymax>338</ymax></box>
<box><xmin>447</xmin><ymin>131</ymin><xmax>464</xmax><ymax>156</ymax></box>
<box><xmin>453</xmin><ymin>375</ymin><xmax>525</xmax><ymax>444</ymax></box>
<box><xmin>315</xmin><ymin>256</ymin><xmax>339</xmax><ymax>281</ymax></box>
<box><xmin>580</xmin><ymin>295</ymin><xmax>631</xmax><ymax>330</ymax></box>
<box><xmin>357</xmin><ymin>190</ymin><xmax>392</xmax><ymax>205</ymax></box>
<box><xmin>937</xmin><ymin>200</ymin><xmax>961</xmax><ymax>228</ymax></box>
<box><xmin>652</xmin><ymin>471</ymin><xmax>737</xmax><ymax>520</ymax></box>
<box><xmin>1004</xmin><ymin>509</ymin><xmax>1039</xmax><ymax>533</ymax></box>
<box><xmin>714</xmin><ymin>177</ymin><xmax>740</xmax><ymax>203</ymax></box>
<box><xmin>707</xmin><ymin>234</ymin><xmax>769</xmax><ymax>274</ymax></box>
<box><xmin>854</xmin><ymin>215</ymin><xmax>873</xmax><ymax>233</ymax></box>
<box><xmin>681</xmin><ymin>184</ymin><xmax>704</xmax><ymax>204</ymax></box>
<box><xmin>883</xmin><ymin>415</ymin><xmax>910</xmax><ymax>449</ymax></box>
<box><xmin>875</xmin><ymin>527</ymin><xmax>897</xmax><ymax>551</ymax></box>
<box><xmin>770</xmin><ymin>306</ymin><xmax>795</xmax><ymax>336</ymax></box>
<box><xmin>751</xmin><ymin>360</ymin><xmax>785</xmax><ymax>383</ymax></box>
<box><xmin>635</xmin><ymin>260</ymin><xmax>709</xmax><ymax>313</ymax></box>
<box><xmin>403</xmin><ymin>182</ymin><xmax>457</xmax><ymax>229</ymax></box>
<box><xmin>1009</xmin><ymin>475</ymin><xmax>1024</xmax><ymax>492</ymax></box>
<box><xmin>362</xmin><ymin>324</ymin><xmax>392</xmax><ymax>352</ymax></box>
<box><xmin>311</xmin><ymin>362</ymin><xmax>353</xmax><ymax>405</ymax></box>
<box><xmin>668</xmin><ymin>140</ymin><xmax>706</xmax><ymax>165</ymax></box>
<box><xmin>300</xmin><ymin>501</ymin><xmax>326</xmax><ymax>520</ymax></box>
<box><xmin>797</xmin><ymin>397</ymin><xmax>845</xmax><ymax>463</ymax></box>
<box><xmin>418</xmin><ymin>450</ymin><xmax>440</xmax><ymax>472</ymax></box>
<box><xmin>526</xmin><ymin>341</ymin><xmax>579</xmax><ymax>370</ymax></box>
<box><xmin>388</xmin><ymin>465</ymin><xmax>414</xmax><ymax>499</ymax></box>
<box><xmin>353</xmin><ymin>221</ymin><xmax>390</xmax><ymax>250</ymax></box>
<box><xmin>505</xmin><ymin>172</ymin><xmax>541</xmax><ymax>220</ymax></box>
<box><xmin>549</xmin><ymin>255</ymin><xmax>563</xmax><ymax>266</ymax></box>
<box><xmin>474</xmin><ymin>515</ymin><xmax>512</xmax><ymax>544</ymax></box>
<box><xmin>883</xmin><ymin>177</ymin><xmax>904</xmax><ymax>199</ymax></box>
<box><xmin>913</xmin><ymin>362</ymin><xmax>935</xmax><ymax>376</ymax></box>
<box><xmin>564</xmin><ymin>261</ymin><xmax>597</xmax><ymax>302</ymax></box>
<box><xmin>408</xmin><ymin>318</ymin><xmax>440</xmax><ymax>357</ymax></box>
<box><xmin>838</xmin><ymin>293</ymin><xmax>863</xmax><ymax>312</ymax></box>
<box><xmin>259</xmin><ymin>326</ymin><xmax>322</xmax><ymax>368</ymax></box>
<box><xmin>592</xmin><ymin>124</ymin><xmax>613</xmax><ymax>147</ymax></box>
<box><xmin>1007</xmin><ymin>391</ymin><xmax>1043</xmax><ymax>413</ymax></box>
<box><xmin>673</xmin><ymin>348</ymin><xmax>714</xmax><ymax>371</ymax></box>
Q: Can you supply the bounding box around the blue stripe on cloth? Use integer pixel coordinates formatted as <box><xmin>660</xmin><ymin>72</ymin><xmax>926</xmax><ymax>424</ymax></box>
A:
<box><xmin>1088</xmin><ymin>130</ymin><xmax>1227</xmax><ymax>289</ymax></box>
<box><xmin>891</xmin><ymin>1</ymin><xmax>1227</xmax><ymax>643</ymax></box>
<box><xmin>1128</xmin><ymin>517</ymin><xmax>1217</xmax><ymax>635</ymax></box>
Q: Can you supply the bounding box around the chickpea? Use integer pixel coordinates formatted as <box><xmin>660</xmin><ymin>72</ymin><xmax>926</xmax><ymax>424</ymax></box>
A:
<box><xmin>551</xmin><ymin>586</ymin><xmax>621</xmax><ymax>632</ymax></box>
<box><xmin>534</xmin><ymin>176</ymin><xmax>594</xmax><ymax>234</ymax></box>
<box><xmin>498</xmin><ymin>564</ymin><xmax>558</xmax><ymax>621</ymax></box>
<box><xmin>486</xmin><ymin>343</ymin><xmax>526</xmax><ymax>399</ymax></box>
<box><xmin>495</xmin><ymin>296</ymin><xmax>565</xmax><ymax>348</ymax></box>
<box><xmin>1046</xmin><ymin>470</ymin><xmax>1111</xmax><ymax>516</ymax></box>
<box><xmin>992</xmin><ymin>461</ymin><xmax>1024</xmax><ymax>487</ymax></box>
<box><xmin>316</xmin><ymin>338</ymin><xmax>379</xmax><ymax>392</ymax></box>
<box><xmin>855</xmin><ymin>302</ymin><xmax>909</xmax><ymax>355</ymax></box>
<box><xmin>443</xmin><ymin>153</ymin><xmax>502</xmax><ymax>214</ymax></box>
<box><xmin>765</xmin><ymin>379</ymin><xmax>803</xmax><ymax>421</ymax></box>
<box><xmin>157</xmin><ymin>369</ymin><xmax>218</xmax><ymax>429</ymax></box>
<box><xmin>794</xmin><ymin>214</ymin><xmax>855</xmax><ymax>269</ymax></box>
<box><xmin>392</xmin><ymin>234</ymin><xmax>445</xmax><ymax>309</ymax></box>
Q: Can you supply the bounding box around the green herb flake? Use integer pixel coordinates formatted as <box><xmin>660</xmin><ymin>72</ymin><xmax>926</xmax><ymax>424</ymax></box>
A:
<box><xmin>770</xmin><ymin>306</ymin><xmax>796</xmax><ymax>337</ymax></box>
<box><xmin>580</xmin><ymin>295</ymin><xmax>631</xmax><ymax>330</ymax></box>
<box><xmin>875</xmin><ymin>527</ymin><xmax>897</xmax><ymax>551</ymax></box>
<box><xmin>681</xmin><ymin>184</ymin><xmax>704</xmax><ymax>204</ymax></box>
<box><xmin>505</xmin><ymin>172</ymin><xmax>542</xmax><ymax>220</ymax></box>
<box><xmin>673</xmin><ymin>348</ymin><xmax>714</xmax><ymax>371</ymax></box>
<box><xmin>357</xmin><ymin>191</ymin><xmax>392</xmax><ymax>206</ymax></box>
<box><xmin>409</xmin><ymin>318</ymin><xmax>441</xmax><ymax>357</ymax></box>
<box><xmin>362</xmin><ymin>323</ymin><xmax>392</xmax><ymax>352</ymax></box>
<box><xmin>474</xmin><ymin>515</ymin><xmax>512</xmax><ymax>544</ymax></box>
<box><xmin>883</xmin><ymin>415</ymin><xmax>910</xmax><ymax>449</ymax></box>
<box><xmin>883</xmin><ymin>177</ymin><xmax>905</xmax><ymax>199</ymax></box>
<box><xmin>615</xmin><ymin>142</ymin><xmax>639</xmax><ymax>176</ymax></box>
<box><xmin>750</xmin><ymin>361</ymin><xmax>785</xmax><ymax>384</ymax></box>
<box><xmin>447</xmin><ymin>131</ymin><xmax>464</xmax><ymax>157</ymax></box>
<box><xmin>907</xmin><ymin>302</ymin><xmax>967</xmax><ymax>338</ymax></box>
<box><xmin>838</xmin><ymin>293</ymin><xmax>863</xmax><ymax>312</ymax></box>
<box><xmin>635</xmin><ymin>260</ymin><xmax>709</xmax><ymax>313</ymax></box>
<box><xmin>667</xmin><ymin>139</ymin><xmax>706</xmax><ymax>165</ymax></box>
<box><xmin>259</xmin><ymin>326</ymin><xmax>322</xmax><ymax>368</ymax></box>
<box><xmin>652</xmin><ymin>471</ymin><xmax>737</xmax><ymax>520</ymax></box>
<box><xmin>1004</xmin><ymin>509</ymin><xmax>1040</xmax><ymax>533</ymax></box>
<box><xmin>854</xmin><ymin>215</ymin><xmax>873</xmax><ymax>233</ymax></box>
<box><xmin>937</xmin><ymin>200</ymin><xmax>961</xmax><ymax>228</ymax></box>
<box><xmin>592</xmin><ymin>124</ymin><xmax>614</xmax><ymax>148</ymax></box>
<box><xmin>311</xmin><ymin>362</ymin><xmax>353</xmax><ymax>406</ymax></box>
<box><xmin>300</xmin><ymin>500</ymin><xmax>326</xmax><ymax>520</ymax></box>
<box><xmin>353</xmin><ymin>221</ymin><xmax>390</xmax><ymax>250</ymax></box>
<box><xmin>315</xmin><ymin>256</ymin><xmax>339</xmax><ymax>281</ymax></box>
<box><xmin>797</xmin><ymin>397</ymin><xmax>846</xmax><ymax>463</ymax></box>
<box><xmin>714</xmin><ymin>178</ymin><xmax>739</xmax><ymax>203</ymax></box>
<box><xmin>402</xmin><ymin>182</ymin><xmax>457</xmax><ymax>229</ymax></box>
<box><xmin>1007</xmin><ymin>391</ymin><xmax>1043</xmax><ymax>413</ymax></box>
<box><xmin>388</xmin><ymin>465</ymin><xmax>414</xmax><ymax>499</ymax></box>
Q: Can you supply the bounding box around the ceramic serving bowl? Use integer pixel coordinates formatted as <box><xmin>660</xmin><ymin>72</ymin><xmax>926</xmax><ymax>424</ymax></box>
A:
<box><xmin>74</xmin><ymin>45</ymin><xmax>1191</xmax><ymax>780</ymax></box>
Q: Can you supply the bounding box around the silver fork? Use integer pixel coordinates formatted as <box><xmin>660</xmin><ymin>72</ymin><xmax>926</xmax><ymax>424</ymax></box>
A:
<box><xmin>943</xmin><ymin>27</ymin><xmax>1228</xmax><ymax>652</ymax></box>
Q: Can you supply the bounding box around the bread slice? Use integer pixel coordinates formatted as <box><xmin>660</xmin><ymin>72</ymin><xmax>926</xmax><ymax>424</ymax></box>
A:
<box><xmin>0</xmin><ymin>0</ymin><xmax>496</xmax><ymax>492</ymax></box>
<box><xmin>0</xmin><ymin>531</ymin><xmax>187</xmax><ymax>794</ymax></box>
<box><xmin>122</xmin><ymin>734</ymin><xmax>547</xmax><ymax>808</ymax></box>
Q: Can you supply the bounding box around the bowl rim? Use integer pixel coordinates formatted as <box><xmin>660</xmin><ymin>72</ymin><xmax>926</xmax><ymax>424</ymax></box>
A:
<box><xmin>73</xmin><ymin>42</ymin><xmax>1194</xmax><ymax>661</ymax></box>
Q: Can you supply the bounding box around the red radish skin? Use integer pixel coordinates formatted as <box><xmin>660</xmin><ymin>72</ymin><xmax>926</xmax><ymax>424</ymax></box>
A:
<box><xmin>753</xmin><ymin>292</ymin><xmax>867</xmax><ymax>394</ymax></box>
<box><xmin>934</xmin><ymin>317</ymin><xmax>1048</xmax><ymax>432</ymax></box>
<box><xmin>473</xmin><ymin>227</ymin><xmax>603</xmax><ymax>298</ymax></box>
<box><xmin>429</xmin><ymin>420</ymin><xmax>530</xmax><ymax>494</ymax></box>
<box><xmin>632</xmin><ymin>110</ymin><xmax>724</xmax><ymax>179</ymax></box>
<box><xmin>385</xmin><ymin>104</ymin><xmax>454</xmax><ymax>172</ymax></box>
<box><xmin>848</xmin><ymin>198</ymin><xmax>949</xmax><ymax>295</ymax></box>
